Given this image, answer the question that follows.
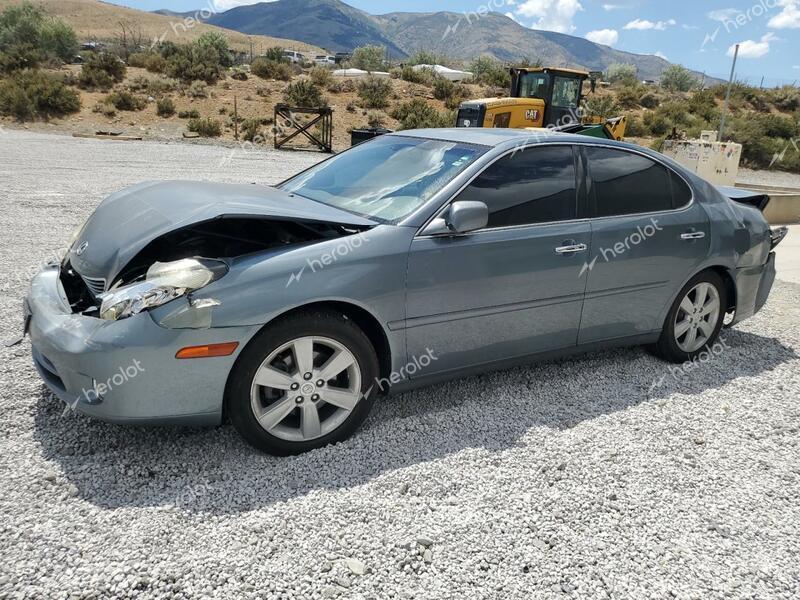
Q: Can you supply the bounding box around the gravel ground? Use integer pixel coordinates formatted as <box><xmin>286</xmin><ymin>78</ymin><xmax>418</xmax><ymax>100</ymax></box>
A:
<box><xmin>1</xmin><ymin>130</ymin><xmax>800</xmax><ymax>599</ymax></box>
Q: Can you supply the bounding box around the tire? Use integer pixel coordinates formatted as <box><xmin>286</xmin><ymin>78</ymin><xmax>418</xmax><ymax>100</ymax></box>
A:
<box><xmin>654</xmin><ymin>270</ymin><xmax>728</xmax><ymax>364</ymax></box>
<box><xmin>226</xmin><ymin>309</ymin><xmax>379</xmax><ymax>456</ymax></box>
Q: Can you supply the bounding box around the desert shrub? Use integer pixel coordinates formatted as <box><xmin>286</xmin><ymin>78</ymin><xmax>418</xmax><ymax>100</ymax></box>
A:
<box><xmin>328</xmin><ymin>78</ymin><xmax>355</xmax><ymax>93</ymax></box>
<box><xmin>606</xmin><ymin>63</ymin><xmax>637</xmax><ymax>87</ymax></box>
<box><xmin>166</xmin><ymin>34</ymin><xmax>231</xmax><ymax>84</ymax></box>
<box><xmin>263</xmin><ymin>46</ymin><xmax>287</xmax><ymax>62</ymax></box>
<box><xmin>79</xmin><ymin>52</ymin><xmax>125</xmax><ymax>90</ymax></box>
<box><xmin>0</xmin><ymin>2</ymin><xmax>77</xmax><ymax>71</ymax></box>
<box><xmin>156</xmin><ymin>96</ymin><xmax>175</xmax><ymax>117</ymax></box>
<box><xmin>616</xmin><ymin>85</ymin><xmax>643</xmax><ymax>109</ymax></box>
<box><xmin>391</xmin><ymin>98</ymin><xmax>453</xmax><ymax>129</ymax></box>
<box><xmin>283</xmin><ymin>79</ymin><xmax>327</xmax><ymax>107</ymax></box>
<box><xmin>251</xmin><ymin>57</ymin><xmax>291</xmax><ymax>81</ymax></box>
<box><xmin>106</xmin><ymin>90</ymin><xmax>145</xmax><ymax>111</ymax></box>
<box><xmin>187</xmin><ymin>117</ymin><xmax>221</xmax><ymax>137</ymax></box>
<box><xmin>127</xmin><ymin>52</ymin><xmax>150</xmax><ymax>68</ymax></box>
<box><xmin>433</xmin><ymin>77</ymin><xmax>455</xmax><ymax>101</ymax></box>
<box><xmin>583</xmin><ymin>95</ymin><xmax>620</xmax><ymax>119</ymax></box>
<box><xmin>367</xmin><ymin>112</ymin><xmax>386</xmax><ymax>128</ymax></box>
<box><xmin>357</xmin><ymin>76</ymin><xmax>391</xmax><ymax>109</ymax></box>
<box><xmin>350</xmin><ymin>45</ymin><xmax>386</xmax><ymax>71</ymax></box>
<box><xmin>755</xmin><ymin>113</ymin><xmax>799</xmax><ymax>139</ymax></box>
<box><xmin>0</xmin><ymin>69</ymin><xmax>79</xmax><ymax>119</ymax></box>
<box><xmin>624</xmin><ymin>115</ymin><xmax>647</xmax><ymax>137</ymax></box>
<box><xmin>655</xmin><ymin>101</ymin><xmax>695</xmax><ymax>128</ymax></box>
<box><xmin>639</xmin><ymin>92</ymin><xmax>660</xmax><ymax>109</ymax></box>
<box><xmin>144</xmin><ymin>53</ymin><xmax>166</xmax><ymax>73</ymax></box>
<box><xmin>660</xmin><ymin>64</ymin><xmax>696</xmax><ymax>92</ymax></box>
<box><xmin>309</xmin><ymin>66</ymin><xmax>332</xmax><ymax>88</ymax></box>
<box><xmin>186</xmin><ymin>80</ymin><xmax>208</xmax><ymax>98</ymax></box>
<box><xmin>468</xmin><ymin>56</ymin><xmax>510</xmax><ymax>87</ymax></box>
<box><xmin>178</xmin><ymin>108</ymin><xmax>200</xmax><ymax>118</ymax></box>
<box><xmin>687</xmin><ymin>89</ymin><xmax>719</xmax><ymax>122</ymax></box>
<box><xmin>643</xmin><ymin>111</ymin><xmax>670</xmax><ymax>136</ymax></box>
<box><xmin>769</xmin><ymin>85</ymin><xmax>800</xmax><ymax>112</ymax></box>
<box><xmin>127</xmin><ymin>75</ymin><xmax>176</xmax><ymax>96</ymax></box>
<box><xmin>92</xmin><ymin>101</ymin><xmax>116</xmax><ymax>117</ymax></box>
<box><xmin>241</xmin><ymin>117</ymin><xmax>272</xmax><ymax>142</ymax></box>
<box><xmin>400</xmin><ymin>65</ymin><xmax>435</xmax><ymax>86</ymax></box>
<box><xmin>407</xmin><ymin>51</ymin><xmax>444</xmax><ymax>66</ymax></box>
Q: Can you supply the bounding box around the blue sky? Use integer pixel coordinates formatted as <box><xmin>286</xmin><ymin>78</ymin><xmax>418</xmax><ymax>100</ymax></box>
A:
<box><xmin>116</xmin><ymin>0</ymin><xmax>800</xmax><ymax>85</ymax></box>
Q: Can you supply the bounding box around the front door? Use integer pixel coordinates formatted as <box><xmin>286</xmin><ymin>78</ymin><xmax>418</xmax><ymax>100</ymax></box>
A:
<box><xmin>404</xmin><ymin>144</ymin><xmax>591</xmax><ymax>376</ymax></box>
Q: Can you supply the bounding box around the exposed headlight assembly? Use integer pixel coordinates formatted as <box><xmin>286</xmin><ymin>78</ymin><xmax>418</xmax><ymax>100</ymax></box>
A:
<box><xmin>98</xmin><ymin>258</ymin><xmax>227</xmax><ymax>321</ymax></box>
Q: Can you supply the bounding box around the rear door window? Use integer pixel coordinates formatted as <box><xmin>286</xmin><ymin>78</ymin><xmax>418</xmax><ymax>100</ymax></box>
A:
<box><xmin>586</xmin><ymin>147</ymin><xmax>684</xmax><ymax>217</ymax></box>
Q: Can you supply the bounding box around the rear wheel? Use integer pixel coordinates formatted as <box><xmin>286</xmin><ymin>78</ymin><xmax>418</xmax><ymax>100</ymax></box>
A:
<box><xmin>654</xmin><ymin>271</ymin><xmax>727</xmax><ymax>363</ymax></box>
<box><xmin>227</xmin><ymin>310</ymin><xmax>379</xmax><ymax>455</ymax></box>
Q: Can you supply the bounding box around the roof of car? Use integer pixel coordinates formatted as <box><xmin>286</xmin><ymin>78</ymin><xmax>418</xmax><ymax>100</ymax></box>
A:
<box><xmin>393</xmin><ymin>128</ymin><xmax>625</xmax><ymax>149</ymax></box>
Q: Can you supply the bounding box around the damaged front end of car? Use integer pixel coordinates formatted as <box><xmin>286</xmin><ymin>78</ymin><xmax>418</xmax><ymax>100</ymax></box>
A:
<box><xmin>53</xmin><ymin>180</ymin><xmax>377</xmax><ymax>329</ymax></box>
<box><xmin>61</xmin><ymin>215</ymin><xmax>371</xmax><ymax>329</ymax></box>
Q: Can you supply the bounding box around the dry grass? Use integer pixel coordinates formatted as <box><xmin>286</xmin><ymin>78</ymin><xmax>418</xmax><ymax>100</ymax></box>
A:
<box><xmin>0</xmin><ymin>0</ymin><xmax>324</xmax><ymax>55</ymax></box>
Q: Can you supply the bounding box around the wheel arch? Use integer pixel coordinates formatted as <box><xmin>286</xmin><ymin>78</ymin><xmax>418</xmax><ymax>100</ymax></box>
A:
<box><xmin>223</xmin><ymin>300</ymin><xmax>393</xmax><ymax>420</ymax></box>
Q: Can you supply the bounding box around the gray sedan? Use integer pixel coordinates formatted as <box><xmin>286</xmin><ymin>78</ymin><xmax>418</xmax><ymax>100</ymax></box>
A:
<box><xmin>25</xmin><ymin>129</ymin><xmax>786</xmax><ymax>455</ymax></box>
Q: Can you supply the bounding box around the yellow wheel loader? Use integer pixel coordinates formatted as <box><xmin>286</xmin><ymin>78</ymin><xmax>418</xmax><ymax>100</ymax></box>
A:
<box><xmin>456</xmin><ymin>67</ymin><xmax>626</xmax><ymax>140</ymax></box>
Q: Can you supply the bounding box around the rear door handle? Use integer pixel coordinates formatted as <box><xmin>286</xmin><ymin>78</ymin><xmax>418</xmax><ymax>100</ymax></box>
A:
<box><xmin>681</xmin><ymin>231</ymin><xmax>706</xmax><ymax>240</ymax></box>
<box><xmin>555</xmin><ymin>243</ymin><xmax>588</xmax><ymax>254</ymax></box>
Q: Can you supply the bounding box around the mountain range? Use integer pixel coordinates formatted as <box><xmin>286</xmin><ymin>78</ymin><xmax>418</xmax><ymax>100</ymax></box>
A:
<box><xmin>156</xmin><ymin>0</ymin><xmax>711</xmax><ymax>82</ymax></box>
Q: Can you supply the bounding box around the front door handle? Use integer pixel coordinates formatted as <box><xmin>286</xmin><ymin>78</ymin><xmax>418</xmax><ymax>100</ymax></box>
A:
<box><xmin>681</xmin><ymin>231</ymin><xmax>706</xmax><ymax>240</ymax></box>
<box><xmin>555</xmin><ymin>243</ymin><xmax>588</xmax><ymax>254</ymax></box>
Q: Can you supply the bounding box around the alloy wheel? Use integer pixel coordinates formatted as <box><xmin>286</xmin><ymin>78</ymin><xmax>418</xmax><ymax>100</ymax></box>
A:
<box><xmin>674</xmin><ymin>282</ymin><xmax>721</xmax><ymax>353</ymax></box>
<box><xmin>249</xmin><ymin>336</ymin><xmax>362</xmax><ymax>442</ymax></box>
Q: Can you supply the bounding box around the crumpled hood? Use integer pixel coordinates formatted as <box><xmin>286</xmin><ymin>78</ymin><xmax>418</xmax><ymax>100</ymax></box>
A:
<box><xmin>68</xmin><ymin>180</ymin><xmax>376</xmax><ymax>282</ymax></box>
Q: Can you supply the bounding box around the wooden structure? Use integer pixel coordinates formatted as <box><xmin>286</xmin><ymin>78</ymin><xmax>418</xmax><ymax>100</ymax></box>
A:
<box><xmin>274</xmin><ymin>104</ymin><xmax>333</xmax><ymax>153</ymax></box>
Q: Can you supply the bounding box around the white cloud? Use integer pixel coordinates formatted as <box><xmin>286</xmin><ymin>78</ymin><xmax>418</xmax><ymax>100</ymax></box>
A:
<box><xmin>623</xmin><ymin>18</ymin><xmax>676</xmax><ymax>30</ymax></box>
<box><xmin>708</xmin><ymin>8</ymin><xmax>741</xmax><ymax>22</ymax></box>
<box><xmin>768</xmin><ymin>0</ymin><xmax>800</xmax><ymax>28</ymax></box>
<box><xmin>602</xmin><ymin>3</ymin><xmax>623</xmax><ymax>10</ymax></box>
<box><xmin>585</xmin><ymin>28</ymin><xmax>619</xmax><ymax>45</ymax></box>
<box><xmin>728</xmin><ymin>32</ymin><xmax>778</xmax><ymax>58</ymax></box>
<box><xmin>653</xmin><ymin>50</ymin><xmax>668</xmax><ymax>60</ymax></box>
<box><xmin>515</xmin><ymin>0</ymin><xmax>583</xmax><ymax>33</ymax></box>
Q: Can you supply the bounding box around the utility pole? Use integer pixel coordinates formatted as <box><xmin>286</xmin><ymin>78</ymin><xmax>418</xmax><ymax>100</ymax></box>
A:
<box><xmin>719</xmin><ymin>43</ymin><xmax>739</xmax><ymax>142</ymax></box>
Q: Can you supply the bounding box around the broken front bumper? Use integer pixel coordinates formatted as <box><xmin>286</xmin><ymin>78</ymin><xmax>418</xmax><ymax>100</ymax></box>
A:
<box><xmin>26</xmin><ymin>266</ymin><xmax>257</xmax><ymax>425</ymax></box>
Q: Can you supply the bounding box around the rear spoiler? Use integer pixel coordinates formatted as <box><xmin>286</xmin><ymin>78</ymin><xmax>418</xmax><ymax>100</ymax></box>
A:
<box><xmin>716</xmin><ymin>186</ymin><xmax>788</xmax><ymax>249</ymax></box>
<box><xmin>716</xmin><ymin>185</ymin><xmax>770</xmax><ymax>212</ymax></box>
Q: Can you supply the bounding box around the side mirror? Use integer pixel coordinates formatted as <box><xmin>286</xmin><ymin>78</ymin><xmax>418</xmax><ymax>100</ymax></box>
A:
<box><xmin>445</xmin><ymin>201</ymin><xmax>488</xmax><ymax>233</ymax></box>
<box><xmin>421</xmin><ymin>201</ymin><xmax>489</xmax><ymax>236</ymax></box>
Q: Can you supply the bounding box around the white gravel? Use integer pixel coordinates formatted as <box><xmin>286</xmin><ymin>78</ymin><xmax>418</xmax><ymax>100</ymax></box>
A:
<box><xmin>1</xmin><ymin>130</ymin><xmax>800</xmax><ymax>599</ymax></box>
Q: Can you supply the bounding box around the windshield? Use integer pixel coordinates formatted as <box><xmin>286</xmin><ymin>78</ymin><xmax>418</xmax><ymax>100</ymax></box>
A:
<box><xmin>278</xmin><ymin>136</ymin><xmax>487</xmax><ymax>222</ymax></box>
<box><xmin>519</xmin><ymin>72</ymin><xmax>550</xmax><ymax>100</ymax></box>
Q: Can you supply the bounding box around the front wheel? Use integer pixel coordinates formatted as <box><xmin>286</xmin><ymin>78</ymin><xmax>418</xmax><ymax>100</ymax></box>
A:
<box><xmin>654</xmin><ymin>271</ymin><xmax>727</xmax><ymax>363</ymax></box>
<box><xmin>227</xmin><ymin>310</ymin><xmax>379</xmax><ymax>455</ymax></box>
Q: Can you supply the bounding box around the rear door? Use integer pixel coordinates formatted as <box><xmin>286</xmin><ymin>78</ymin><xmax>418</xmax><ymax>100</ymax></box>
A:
<box><xmin>578</xmin><ymin>145</ymin><xmax>710</xmax><ymax>344</ymax></box>
<box><xmin>404</xmin><ymin>144</ymin><xmax>591</xmax><ymax>375</ymax></box>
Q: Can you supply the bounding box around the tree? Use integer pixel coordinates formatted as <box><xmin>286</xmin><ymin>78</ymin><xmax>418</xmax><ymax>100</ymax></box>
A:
<box><xmin>114</xmin><ymin>20</ymin><xmax>145</xmax><ymax>61</ymax></box>
<box><xmin>606</xmin><ymin>63</ymin><xmax>637</xmax><ymax>86</ymax></box>
<box><xmin>195</xmin><ymin>31</ymin><xmax>232</xmax><ymax>68</ymax></box>
<box><xmin>660</xmin><ymin>64</ymin><xmax>697</xmax><ymax>92</ymax></box>
<box><xmin>350</xmin><ymin>45</ymin><xmax>386</xmax><ymax>71</ymax></box>
<box><xmin>0</xmin><ymin>1</ymin><xmax>77</xmax><ymax>70</ymax></box>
